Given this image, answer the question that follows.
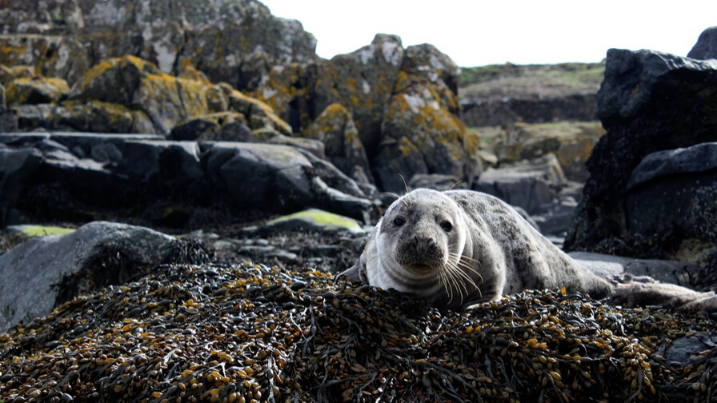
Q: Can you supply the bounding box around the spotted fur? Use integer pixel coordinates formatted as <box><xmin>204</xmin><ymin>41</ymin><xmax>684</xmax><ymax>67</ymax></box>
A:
<box><xmin>339</xmin><ymin>188</ymin><xmax>613</xmax><ymax>311</ymax></box>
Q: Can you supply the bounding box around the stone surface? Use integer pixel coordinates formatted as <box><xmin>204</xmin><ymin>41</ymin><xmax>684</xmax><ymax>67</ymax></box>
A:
<box><xmin>260</xmin><ymin>208</ymin><xmax>365</xmax><ymax>234</ymax></box>
<box><xmin>565</xmin><ymin>49</ymin><xmax>717</xmax><ymax>254</ymax></box>
<box><xmin>474</xmin><ymin>154</ymin><xmax>567</xmax><ymax>216</ymax></box>
<box><xmin>6</xmin><ymin>77</ymin><xmax>70</xmax><ymax>105</ymax></box>
<box><xmin>461</xmin><ymin>94</ymin><xmax>598</xmax><ymax>127</ymax></box>
<box><xmin>0</xmin><ymin>221</ymin><xmax>175</xmax><ymax>333</ymax></box>
<box><xmin>302</xmin><ymin>103</ymin><xmax>372</xmax><ymax>183</ymax></box>
<box><xmin>688</xmin><ymin>26</ymin><xmax>717</xmax><ymax>60</ymax></box>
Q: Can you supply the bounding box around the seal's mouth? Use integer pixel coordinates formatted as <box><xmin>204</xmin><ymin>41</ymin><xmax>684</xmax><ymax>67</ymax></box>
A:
<box><xmin>405</xmin><ymin>263</ymin><xmax>437</xmax><ymax>274</ymax></box>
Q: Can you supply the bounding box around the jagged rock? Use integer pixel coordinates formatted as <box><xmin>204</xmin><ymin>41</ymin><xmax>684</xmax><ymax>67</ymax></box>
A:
<box><xmin>565</xmin><ymin>49</ymin><xmax>717</xmax><ymax>255</ymax></box>
<box><xmin>0</xmin><ymin>36</ymin><xmax>90</xmax><ymax>85</ymax></box>
<box><xmin>474</xmin><ymin>154</ymin><xmax>567</xmax><ymax>216</ymax></box>
<box><xmin>6</xmin><ymin>77</ymin><xmax>70</xmax><ymax>105</ymax></box>
<box><xmin>0</xmin><ymin>221</ymin><xmax>175</xmax><ymax>333</ymax></box>
<box><xmin>312</xmin><ymin>34</ymin><xmax>404</xmax><ymax>158</ymax></box>
<box><xmin>170</xmin><ymin>112</ymin><xmax>251</xmax><ymax>142</ymax></box>
<box><xmin>688</xmin><ymin>26</ymin><xmax>717</xmax><ymax>60</ymax></box>
<box><xmin>51</xmin><ymin>100</ymin><xmax>156</xmax><ymax>133</ymax></box>
<box><xmin>219</xmin><ymin>83</ymin><xmax>292</xmax><ymax>135</ymax></box>
<box><xmin>302</xmin><ymin>103</ymin><xmax>372</xmax><ymax>183</ymax></box>
<box><xmin>376</xmin><ymin>71</ymin><xmax>474</xmax><ymax>193</ymax></box>
<box><xmin>0</xmin><ymin>0</ymin><xmax>317</xmax><ymax>89</ymax></box>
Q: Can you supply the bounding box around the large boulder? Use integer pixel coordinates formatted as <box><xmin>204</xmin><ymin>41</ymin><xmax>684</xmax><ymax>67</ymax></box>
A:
<box><xmin>625</xmin><ymin>143</ymin><xmax>717</xmax><ymax>246</ymax></box>
<box><xmin>565</xmin><ymin>49</ymin><xmax>717</xmax><ymax>257</ymax></box>
<box><xmin>688</xmin><ymin>26</ymin><xmax>717</xmax><ymax>60</ymax></box>
<box><xmin>0</xmin><ymin>221</ymin><xmax>175</xmax><ymax>333</ymax></box>
<box><xmin>0</xmin><ymin>132</ymin><xmax>375</xmax><ymax>227</ymax></box>
<box><xmin>6</xmin><ymin>76</ymin><xmax>70</xmax><ymax>105</ymax></box>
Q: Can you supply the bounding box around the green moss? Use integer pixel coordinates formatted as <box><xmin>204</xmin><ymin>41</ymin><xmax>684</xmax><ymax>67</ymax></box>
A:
<box><xmin>12</xmin><ymin>225</ymin><xmax>75</xmax><ymax>237</ymax></box>
<box><xmin>268</xmin><ymin>209</ymin><xmax>361</xmax><ymax>231</ymax></box>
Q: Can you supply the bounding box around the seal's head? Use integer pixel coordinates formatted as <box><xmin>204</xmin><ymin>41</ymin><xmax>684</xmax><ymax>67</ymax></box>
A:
<box><xmin>366</xmin><ymin>188</ymin><xmax>477</xmax><ymax>304</ymax></box>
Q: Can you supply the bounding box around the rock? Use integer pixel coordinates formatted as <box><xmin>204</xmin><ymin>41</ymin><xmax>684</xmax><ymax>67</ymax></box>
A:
<box><xmin>4</xmin><ymin>224</ymin><xmax>75</xmax><ymax>237</ymax></box>
<box><xmin>688</xmin><ymin>26</ymin><xmax>717</xmax><ymax>60</ymax></box>
<box><xmin>474</xmin><ymin>154</ymin><xmax>567</xmax><ymax>215</ymax></box>
<box><xmin>461</xmin><ymin>94</ymin><xmax>599</xmax><ymax>127</ymax></box>
<box><xmin>565</xmin><ymin>49</ymin><xmax>717</xmax><ymax>254</ymax></box>
<box><xmin>67</xmin><ymin>55</ymin><xmax>209</xmax><ymax>135</ymax></box>
<box><xmin>493</xmin><ymin>123</ymin><xmax>604</xmax><ymax>182</ymax></box>
<box><xmin>0</xmin><ymin>1</ymin><xmax>317</xmax><ymax>89</ymax></box>
<box><xmin>0</xmin><ymin>65</ymin><xmax>33</xmax><ymax>86</ymax></box>
<box><xmin>170</xmin><ymin>112</ymin><xmax>251</xmax><ymax>142</ymax></box>
<box><xmin>6</xmin><ymin>77</ymin><xmax>70</xmax><ymax>105</ymax></box>
<box><xmin>375</xmin><ymin>70</ymin><xmax>474</xmax><ymax>193</ymax></box>
<box><xmin>312</xmin><ymin>34</ymin><xmax>404</xmax><ymax>158</ymax></box>
<box><xmin>0</xmin><ymin>221</ymin><xmax>175</xmax><ymax>333</ymax></box>
<box><xmin>259</xmin><ymin>209</ymin><xmax>365</xmax><ymax>234</ymax></box>
<box><xmin>531</xmin><ymin>196</ymin><xmax>578</xmax><ymax>236</ymax></box>
<box><xmin>50</xmin><ymin>100</ymin><xmax>156</xmax><ymax>134</ymax></box>
<box><xmin>0</xmin><ymin>36</ymin><xmax>91</xmax><ymax>86</ymax></box>
<box><xmin>205</xmin><ymin>142</ymin><xmax>373</xmax><ymax>221</ymax></box>
<box><xmin>0</xmin><ymin>146</ymin><xmax>42</xmax><ymax>225</ymax></box>
<box><xmin>302</xmin><ymin>103</ymin><xmax>372</xmax><ymax>183</ymax></box>
<box><xmin>569</xmin><ymin>251</ymin><xmax>700</xmax><ymax>285</ymax></box>
<box><xmin>624</xmin><ymin>143</ymin><xmax>717</xmax><ymax>246</ymax></box>
<box><xmin>408</xmin><ymin>173</ymin><xmax>466</xmax><ymax>191</ymax></box>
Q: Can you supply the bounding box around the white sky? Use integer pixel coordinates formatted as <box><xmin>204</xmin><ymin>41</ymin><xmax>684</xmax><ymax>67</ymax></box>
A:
<box><xmin>260</xmin><ymin>0</ymin><xmax>717</xmax><ymax>67</ymax></box>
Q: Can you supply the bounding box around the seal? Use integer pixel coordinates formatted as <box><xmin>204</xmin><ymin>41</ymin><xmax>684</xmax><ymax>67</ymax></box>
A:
<box><xmin>339</xmin><ymin>188</ymin><xmax>613</xmax><ymax>311</ymax></box>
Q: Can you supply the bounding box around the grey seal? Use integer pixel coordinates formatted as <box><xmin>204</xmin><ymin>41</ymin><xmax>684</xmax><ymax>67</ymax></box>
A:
<box><xmin>339</xmin><ymin>188</ymin><xmax>613</xmax><ymax>311</ymax></box>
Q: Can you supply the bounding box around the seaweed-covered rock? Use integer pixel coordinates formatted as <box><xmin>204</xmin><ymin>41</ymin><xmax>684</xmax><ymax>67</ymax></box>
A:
<box><xmin>565</xmin><ymin>49</ymin><xmax>717</xmax><ymax>255</ymax></box>
<box><xmin>688</xmin><ymin>26</ymin><xmax>717</xmax><ymax>60</ymax></box>
<box><xmin>0</xmin><ymin>221</ymin><xmax>175</xmax><ymax>333</ymax></box>
<box><xmin>1</xmin><ymin>261</ymin><xmax>716</xmax><ymax>402</ymax></box>
<box><xmin>6</xmin><ymin>77</ymin><xmax>70</xmax><ymax>105</ymax></box>
<box><xmin>302</xmin><ymin>103</ymin><xmax>372</xmax><ymax>183</ymax></box>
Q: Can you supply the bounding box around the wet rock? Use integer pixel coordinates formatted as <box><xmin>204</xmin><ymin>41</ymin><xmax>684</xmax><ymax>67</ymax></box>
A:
<box><xmin>302</xmin><ymin>103</ymin><xmax>372</xmax><ymax>182</ymax></box>
<box><xmin>6</xmin><ymin>77</ymin><xmax>70</xmax><ymax>105</ymax></box>
<box><xmin>565</xmin><ymin>49</ymin><xmax>717</xmax><ymax>254</ymax></box>
<box><xmin>688</xmin><ymin>26</ymin><xmax>717</xmax><ymax>60</ymax></box>
<box><xmin>0</xmin><ymin>221</ymin><xmax>175</xmax><ymax>333</ymax></box>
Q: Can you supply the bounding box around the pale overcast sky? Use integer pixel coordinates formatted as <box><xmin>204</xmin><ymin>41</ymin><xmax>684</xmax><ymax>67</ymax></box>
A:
<box><xmin>260</xmin><ymin>0</ymin><xmax>717</xmax><ymax>67</ymax></box>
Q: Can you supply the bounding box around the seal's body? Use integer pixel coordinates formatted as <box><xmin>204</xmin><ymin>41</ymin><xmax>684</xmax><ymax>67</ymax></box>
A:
<box><xmin>340</xmin><ymin>188</ymin><xmax>612</xmax><ymax>310</ymax></box>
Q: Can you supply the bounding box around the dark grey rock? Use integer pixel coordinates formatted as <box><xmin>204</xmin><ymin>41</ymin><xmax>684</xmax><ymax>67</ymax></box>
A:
<box><xmin>627</xmin><ymin>142</ymin><xmax>717</xmax><ymax>190</ymax></box>
<box><xmin>0</xmin><ymin>221</ymin><xmax>175</xmax><ymax>333</ymax></box>
<box><xmin>688</xmin><ymin>26</ymin><xmax>717</xmax><ymax>60</ymax></box>
<box><xmin>474</xmin><ymin>154</ymin><xmax>566</xmax><ymax>215</ymax></box>
<box><xmin>408</xmin><ymin>174</ymin><xmax>466</xmax><ymax>191</ymax></box>
<box><xmin>565</xmin><ymin>48</ymin><xmax>717</xmax><ymax>253</ymax></box>
<box><xmin>0</xmin><ymin>147</ymin><xmax>42</xmax><ymax>225</ymax></box>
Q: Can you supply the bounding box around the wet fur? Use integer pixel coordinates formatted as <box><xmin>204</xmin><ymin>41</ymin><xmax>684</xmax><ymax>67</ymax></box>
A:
<box><xmin>340</xmin><ymin>189</ymin><xmax>613</xmax><ymax>311</ymax></box>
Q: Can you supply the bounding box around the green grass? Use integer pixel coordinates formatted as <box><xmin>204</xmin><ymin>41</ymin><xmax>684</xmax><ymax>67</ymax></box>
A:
<box><xmin>459</xmin><ymin>61</ymin><xmax>605</xmax><ymax>101</ymax></box>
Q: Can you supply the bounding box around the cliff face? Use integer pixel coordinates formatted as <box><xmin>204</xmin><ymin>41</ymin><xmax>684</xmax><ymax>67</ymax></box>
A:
<box><xmin>459</xmin><ymin>62</ymin><xmax>604</xmax><ymax>126</ymax></box>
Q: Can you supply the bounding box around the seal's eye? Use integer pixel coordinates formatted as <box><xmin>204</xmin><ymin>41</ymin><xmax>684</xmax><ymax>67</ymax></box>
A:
<box><xmin>440</xmin><ymin>221</ymin><xmax>453</xmax><ymax>232</ymax></box>
<box><xmin>393</xmin><ymin>216</ymin><xmax>406</xmax><ymax>227</ymax></box>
